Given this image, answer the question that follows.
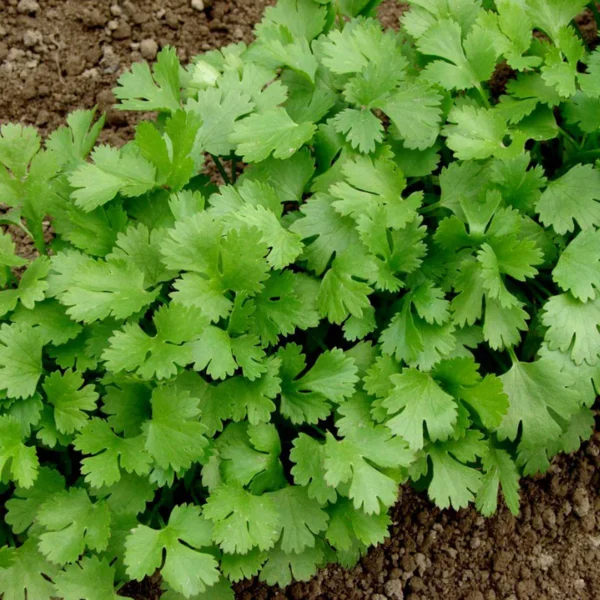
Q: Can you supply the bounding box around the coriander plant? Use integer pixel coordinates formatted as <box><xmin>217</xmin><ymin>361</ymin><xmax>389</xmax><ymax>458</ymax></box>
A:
<box><xmin>0</xmin><ymin>0</ymin><xmax>599</xmax><ymax>598</ymax></box>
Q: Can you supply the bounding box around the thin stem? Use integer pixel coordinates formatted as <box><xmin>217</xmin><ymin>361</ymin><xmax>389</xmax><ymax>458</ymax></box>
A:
<box><xmin>475</xmin><ymin>84</ymin><xmax>491</xmax><ymax>109</ymax></box>
<box><xmin>557</xmin><ymin>126</ymin><xmax>581</xmax><ymax>151</ymax></box>
<box><xmin>211</xmin><ymin>154</ymin><xmax>231</xmax><ymax>185</ymax></box>
<box><xmin>309</xmin><ymin>423</ymin><xmax>327</xmax><ymax>438</ymax></box>
<box><xmin>419</xmin><ymin>200</ymin><xmax>443</xmax><ymax>215</ymax></box>
<box><xmin>507</xmin><ymin>347</ymin><xmax>519</xmax><ymax>364</ymax></box>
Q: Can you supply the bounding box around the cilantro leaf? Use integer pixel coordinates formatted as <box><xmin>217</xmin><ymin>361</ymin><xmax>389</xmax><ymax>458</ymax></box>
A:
<box><xmin>126</xmin><ymin>504</ymin><xmax>219</xmax><ymax>597</ymax></box>
<box><xmin>475</xmin><ymin>443</ymin><xmax>520</xmax><ymax>516</ymax></box>
<box><xmin>142</xmin><ymin>386</ymin><xmax>209</xmax><ymax>471</ymax></box>
<box><xmin>0</xmin><ymin>256</ymin><xmax>49</xmax><ymax>317</ymax></box>
<box><xmin>277</xmin><ymin>343</ymin><xmax>358</xmax><ymax>424</ymax></box>
<box><xmin>203</xmin><ymin>484</ymin><xmax>281</xmax><ymax>554</ymax></box>
<box><xmin>114</xmin><ymin>46</ymin><xmax>181</xmax><ymax>112</ymax></box>
<box><xmin>54</xmin><ymin>556</ymin><xmax>122</xmax><ymax>600</ymax></box>
<box><xmin>535</xmin><ymin>164</ymin><xmax>600</xmax><ymax>234</ymax></box>
<box><xmin>230</xmin><ymin>108</ymin><xmax>316</xmax><ymax>163</ymax></box>
<box><xmin>0</xmin><ymin>416</ymin><xmax>39</xmax><ymax>487</ymax></box>
<box><xmin>68</xmin><ymin>146</ymin><xmax>156</xmax><ymax>212</ymax></box>
<box><xmin>324</xmin><ymin>428</ymin><xmax>414</xmax><ymax>514</ymax></box>
<box><xmin>259</xmin><ymin>541</ymin><xmax>325</xmax><ymax>587</ymax></box>
<box><xmin>0</xmin><ymin>540</ymin><xmax>58</xmax><ymax>600</ymax></box>
<box><xmin>42</xmin><ymin>369</ymin><xmax>98</xmax><ymax>434</ymax></box>
<box><xmin>383</xmin><ymin>368</ymin><xmax>458</xmax><ymax>450</ymax></box>
<box><xmin>0</xmin><ymin>323</ymin><xmax>44</xmax><ymax>400</ymax></box>
<box><xmin>497</xmin><ymin>358</ymin><xmax>581</xmax><ymax>451</ymax></box>
<box><xmin>37</xmin><ymin>488</ymin><xmax>111</xmax><ymax>564</ymax></box>
<box><xmin>553</xmin><ymin>229</ymin><xmax>600</xmax><ymax>301</ymax></box>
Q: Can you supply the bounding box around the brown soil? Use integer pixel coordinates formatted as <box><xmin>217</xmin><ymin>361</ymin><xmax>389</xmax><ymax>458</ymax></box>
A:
<box><xmin>1</xmin><ymin>2</ymin><xmax>599</xmax><ymax>600</ymax></box>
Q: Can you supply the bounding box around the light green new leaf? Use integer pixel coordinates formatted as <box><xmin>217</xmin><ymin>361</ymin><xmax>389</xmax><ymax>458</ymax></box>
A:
<box><xmin>259</xmin><ymin>542</ymin><xmax>325</xmax><ymax>588</ymax></box>
<box><xmin>0</xmin><ymin>256</ymin><xmax>49</xmax><ymax>317</ymax></box>
<box><xmin>125</xmin><ymin>504</ymin><xmax>219</xmax><ymax>598</ymax></box>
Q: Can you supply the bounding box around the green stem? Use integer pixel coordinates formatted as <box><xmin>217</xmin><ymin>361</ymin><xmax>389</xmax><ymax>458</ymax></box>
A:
<box><xmin>419</xmin><ymin>200</ymin><xmax>443</xmax><ymax>215</ymax></box>
<box><xmin>571</xmin><ymin>148</ymin><xmax>600</xmax><ymax>163</ymax></box>
<box><xmin>310</xmin><ymin>424</ymin><xmax>328</xmax><ymax>438</ymax></box>
<box><xmin>475</xmin><ymin>84</ymin><xmax>491</xmax><ymax>109</ymax></box>
<box><xmin>211</xmin><ymin>155</ymin><xmax>231</xmax><ymax>185</ymax></box>
<box><xmin>507</xmin><ymin>347</ymin><xmax>519</xmax><ymax>364</ymax></box>
<box><xmin>557</xmin><ymin>126</ymin><xmax>581</xmax><ymax>151</ymax></box>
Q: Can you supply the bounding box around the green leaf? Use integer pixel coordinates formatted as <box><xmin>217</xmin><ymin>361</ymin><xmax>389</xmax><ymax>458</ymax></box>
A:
<box><xmin>553</xmin><ymin>229</ymin><xmax>600</xmax><ymax>302</ymax></box>
<box><xmin>0</xmin><ymin>123</ymin><xmax>40</xmax><ymax>178</ymax></box>
<box><xmin>0</xmin><ymin>415</ymin><xmax>39</xmax><ymax>487</ymax></box>
<box><xmin>203</xmin><ymin>484</ymin><xmax>281</xmax><ymax>554</ymax></box>
<box><xmin>48</xmin><ymin>252</ymin><xmax>159</xmax><ymax>323</ymax></box>
<box><xmin>125</xmin><ymin>504</ymin><xmax>219</xmax><ymax>597</ymax></box>
<box><xmin>42</xmin><ymin>369</ymin><xmax>98</xmax><ymax>434</ymax></box>
<box><xmin>0</xmin><ymin>323</ymin><xmax>44</xmax><ymax>400</ymax></box>
<box><xmin>542</xmin><ymin>293</ymin><xmax>600</xmax><ymax>366</ymax></box>
<box><xmin>443</xmin><ymin>105</ymin><xmax>525</xmax><ymax>160</ymax></box>
<box><xmin>278</xmin><ymin>343</ymin><xmax>358</xmax><ymax>424</ymax></box>
<box><xmin>74</xmin><ymin>419</ymin><xmax>152</xmax><ymax>488</ymax></box>
<box><xmin>418</xmin><ymin>19</ymin><xmax>497</xmax><ymax>91</ymax></box>
<box><xmin>271</xmin><ymin>485</ymin><xmax>329</xmax><ymax>553</ymax></box>
<box><xmin>0</xmin><ymin>539</ymin><xmax>58</xmax><ymax>600</ymax></box>
<box><xmin>290</xmin><ymin>433</ymin><xmax>337</xmax><ymax>504</ymax></box>
<box><xmin>331</xmin><ymin>108</ymin><xmax>384</xmax><ymax>154</ymax></box>
<box><xmin>536</xmin><ymin>164</ymin><xmax>600</xmax><ymax>234</ymax></box>
<box><xmin>475</xmin><ymin>443</ymin><xmax>520</xmax><ymax>516</ymax></box>
<box><xmin>114</xmin><ymin>46</ymin><xmax>181</xmax><ymax>112</ymax></box>
<box><xmin>383</xmin><ymin>368</ymin><xmax>458</xmax><ymax>450</ymax></box>
<box><xmin>5</xmin><ymin>467</ymin><xmax>64</xmax><ymax>534</ymax></box>
<box><xmin>380</xmin><ymin>81</ymin><xmax>443</xmax><ymax>150</ymax></box>
<box><xmin>37</xmin><ymin>488</ymin><xmax>111</xmax><ymax>564</ymax></box>
<box><xmin>54</xmin><ymin>556</ymin><xmax>122</xmax><ymax>600</ymax></box>
<box><xmin>427</xmin><ymin>431</ymin><xmax>485</xmax><ymax>510</ymax></box>
<box><xmin>142</xmin><ymin>386</ymin><xmax>209</xmax><ymax>471</ymax></box>
<box><xmin>324</xmin><ymin>428</ymin><xmax>414</xmax><ymax>514</ymax></box>
<box><xmin>497</xmin><ymin>358</ymin><xmax>581</xmax><ymax>451</ymax></box>
<box><xmin>0</xmin><ymin>256</ymin><xmax>49</xmax><ymax>317</ymax></box>
<box><xmin>68</xmin><ymin>145</ymin><xmax>156</xmax><ymax>212</ymax></box>
<box><xmin>11</xmin><ymin>300</ymin><xmax>83</xmax><ymax>346</ymax></box>
<box><xmin>259</xmin><ymin>542</ymin><xmax>325</xmax><ymax>587</ymax></box>
<box><xmin>230</xmin><ymin>108</ymin><xmax>316</xmax><ymax>163</ymax></box>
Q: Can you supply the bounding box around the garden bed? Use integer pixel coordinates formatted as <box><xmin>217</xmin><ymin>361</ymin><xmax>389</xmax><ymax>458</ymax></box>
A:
<box><xmin>1</xmin><ymin>1</ymin><xmax>599</xmax><ymax>599</ymax></box>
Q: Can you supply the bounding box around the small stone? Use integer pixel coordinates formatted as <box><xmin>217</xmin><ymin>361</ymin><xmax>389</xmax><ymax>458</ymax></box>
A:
<box><xmin>156</xmin><ymin>8</ymin><xmax>166</xmax><ymax>19</ymax></box>
<box><xmin>112</xmin><ymin>22</ymin><xmax>132</xmax><ymax>40</ymax></box>
<box><xmin>81</xmin><ymin>67</ymin><xmax>99</xmax><ymax>79</ymax></box>
<box><xmin>0</xmin><ymin>26</ymin><xmax>7</xmax><ymax>38</ymax></box>
<box><xmin>23</xmin><ymin>29</ymin><xmax>42</xmax><ymax>48</ymax></box>
<box><xmin>493</xmin><ymin>550</ymin><xmax>514</xmax><ymax>573</ymax></box>
<box><xmin>233</xmin><ymin>26</ymin><xmax>244</xmax><ymax>39</ymax></box>
<box><xmin>573</xmin><ymin>488</ymin><xmax>591</xmax><ymax>517</ymax></box>
<box><xmin>107</xmin><ymin>19</ymin><xmax>119</xmax><ymax>31</ymax></box>
<box><xmin>165</xmin><ymin>11</ymin><xmax>179</xmax><ymax>29</ymax></box>
<box><xmin>140</xmin><ymin>38</ymin><xmax>158</xmax><ymax>60</ymax></box>
<box><xmin>65</xmin><ymin>55</ymin><xmax>86</xmax><ymax>76</ymax></box>
<box><xmin>96</xmin><ymin>89</ymin><xmax>116</xmax><ymax>112</ymax></box>
<box><xmin>17</xmin><ymin>0</ymin><xmax>39</xmax><ymax>14</ymax></box>
<box><xmin>191</xmin><ymin>0</ymin><xmax>204</xmax><ymax>10</ymax></box>
<box><xmin>110</xmin><ymin>4</ymin><xmax>123</xmax><ymax>16</ymax></box>
<box><xmin>82</xmin><ymin>8</ymin><xmax>107</xmax><ymax>27</ymax></box>
<box><xmin>384</xmin><ymin>579</ymin><xmax>404</xmax><ymax>600</ymax></box>
<box><xmin>373</xmin><ymin>595</ymin><xmax>387</xmax><ymax>600</ymax></box>
<box><xmin>35</xmin><ymin>109</ymin><xmax>49</xmax><ymax>126</ymax></box>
